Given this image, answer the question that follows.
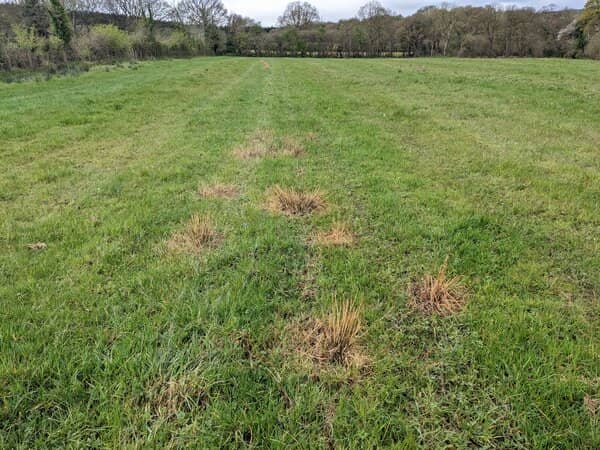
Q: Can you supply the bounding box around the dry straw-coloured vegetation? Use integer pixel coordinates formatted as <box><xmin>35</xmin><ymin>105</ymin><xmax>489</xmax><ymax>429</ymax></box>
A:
<box><xmin>279</xmin><ymin>136</ymin><xmax>305</xmax><ymax>157</ymax></box>
<box><xmin>409</xmin><ymin>259</ymin><xmax>467</xmax><ymax>316</ymax></box>
<box><xmin>166</xmin><ymin>214</ymin><xmax>221</xmax><ymax>255</ymax></box>
<box><xmin>292</xmin><ymin>299</ymin><xmax>367</xmax><ymax>370</ymax></box>
<box><xmin>198</xmin><ymin>183</ymin><xmax>239</xmax><ymax>199</ymax></box>
<box><xmin>584</xmin><ymin>395</ymin><xmax>598</xmax><ymax>417</ymax></box>
<box><xmin>145</xmin><ymin>371</ymin><xmax>207</xmax><ymax>420</ymax></box>
<box><xmin>234</xmin><ymin>129</ymin><xmax>275</xmax><ymax>159</ymax></box>
<box><xmin>266</xmin><ymin>185</ymin><xmax>326</xmax><ymax>217</ymax></box>
<box><xmin>26</xmin><ymin>242</ymin><xmax>47</xmax><ymax>251</ymax></box>
<box><xmin>233</xmin><ymin>130</ymin><xmax>304</xmax><ymax>160</ymax></box>
<box><xmin>313</xmin><ymin>222</ymin><xmax>355</xmax><ymax>246</ymax></box>
<box><xmin>320</xmin><ymin>300</ymin><xmax>363</xmax><ymax>365</ymax></box>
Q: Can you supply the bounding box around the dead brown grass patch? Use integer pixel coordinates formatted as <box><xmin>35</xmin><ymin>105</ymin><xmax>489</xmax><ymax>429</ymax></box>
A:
<box><xmin>26</xmin><ymin>242</ymin><xmax>47</xmax><ymax>251</ymax></box>
<box><xmin>305</xmin><ymin>131</ymin><xmax>318</xmax><ymax>142</ymax></box>
<box><xmin>166</xmin><ymin>214</ymin><xmax>220</xmax><ymax>255</ymax></box>
<box><xmin>313</xmin><ymin>222</ymin><xmax>355</xmax><ymax>247</ymax></box>
<box><xmin>233</xmin><ymin>129</ymin><xmax>275</xmax><ymax>160</ymax></box>
<box><xmin>266</xmin><ymin>185</ymin><xmax>326</xmax><ymax>217</ymax></box>
<box><xmin>584</xmin><ymin>395</ymin><xmax>598</xmax><ymax>417</ymax></box>
<box><xmin>233</xmin><ymin>130</ymin><xmax>304</xmax><ymax>160</ymax></box>
<box><xmin>146</xmin><ymin>372</ymin><xmax>207</xmax><ymax>420</ymax></box>
<box><xmin>408</xmin><ymin>258</ymin><xmax>467</xmax><ymax>316</ymax></box>
<box><xmin>198</xmin><ymin>183</ymin><xmax>238</xmax><ymax>199</ymax></box>
<box><xmin>320</xmin><ymin>300</ymin><xmax>363</xmax><ymax>365</ymax></box>
<box><xmin>292</xmin><ymin>299</ymin><xmax>368</xmax><ymax>371</ymax></box>
<box><xmin>279</xmin><ymin>136</ymin><xmax>304</xmax><ymax>157</ymax></box>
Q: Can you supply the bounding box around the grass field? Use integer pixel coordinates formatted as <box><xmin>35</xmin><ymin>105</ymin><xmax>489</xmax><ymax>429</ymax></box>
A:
<box><xmin>1</xmin><ymin>57</ymin><xmax>599</xmax><ymax>448</ymax></box>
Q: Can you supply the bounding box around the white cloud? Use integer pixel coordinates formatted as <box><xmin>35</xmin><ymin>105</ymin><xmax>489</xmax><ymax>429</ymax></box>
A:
<box><xmin>223</xmin><ymin>0</ymin><xmax>585</xmax><ymax>26</ymax></box>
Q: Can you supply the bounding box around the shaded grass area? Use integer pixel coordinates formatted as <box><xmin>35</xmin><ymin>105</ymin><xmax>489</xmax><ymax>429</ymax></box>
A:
<box><xmin>1</xmin><ymin>57</ymin><xmax>598</xmax><ymax>448</ymax></box>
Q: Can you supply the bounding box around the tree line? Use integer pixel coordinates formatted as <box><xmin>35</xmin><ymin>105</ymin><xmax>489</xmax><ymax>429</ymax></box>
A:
<box><xmin>1</xmin><ymin>0</ymin><xmax>599</xmax><ymax>73</ymax></box>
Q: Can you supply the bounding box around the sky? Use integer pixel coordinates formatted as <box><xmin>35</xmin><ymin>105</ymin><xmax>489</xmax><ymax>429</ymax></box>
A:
<box><xmin>224</xmin><ymin>0</ymin><xmax>585</xmax><ymax>26</ymax></box>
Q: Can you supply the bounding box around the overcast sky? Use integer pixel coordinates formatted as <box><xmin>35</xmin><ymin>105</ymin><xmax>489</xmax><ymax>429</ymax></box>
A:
<box><xmin>224</xmin><ymin>1</ymin><xmax>585</xmax><ymax>26</ymax></box>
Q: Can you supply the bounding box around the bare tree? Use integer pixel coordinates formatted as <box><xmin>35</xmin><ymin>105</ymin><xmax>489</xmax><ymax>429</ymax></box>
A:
<box><xmin>176</xmin><ymin>0</ymin><xmax>227</xmax><ymax>28</ymax></box>
<box><xmin>479</xmin><ymin>5</ymin><xmax>500</xmax><ymax>56</ymax></box>
<box><xmin>227</xmin><ymin>14</ymin><xmax>258</xmax><ymax>55</ymax></box>
<box><xmin>433</xmin><ymin>4</ymin><xmax>456</xmax><ymax>56</ymax></box>
<box><xmin>357</xmin><ymin>1</ymin><xmax>389</xmax><ymax>20</ymax></box>
<box><xmin>357</xmin><ymin>1</ymin><xmax>393</xmax><ymax>55</ymax></box>
<box><xmin>103</xmin><ymin>0</ymin><xmax>143</xmax><ymax>17</ymax></box>
<box><xmin>278</xmin><ymin>2</ymin><xmax>320</xmax><ymax>28</ymax></box>
<box><xmin>63</xmin><ymin>0</ymin><xmax>105</xmax><ymax>13</ymax></box>
<box><xmin>144</xmin><ymin>0</ymin><xmax>172</xmax><ymax>21</ymax></box>
<box><xmin>174</xmin><ymin>0</ymin><xmax>227</xmax><ymax>54</ymax></box>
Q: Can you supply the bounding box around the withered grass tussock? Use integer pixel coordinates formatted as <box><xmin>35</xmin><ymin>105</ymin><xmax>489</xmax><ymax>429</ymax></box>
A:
<box><xmin>266</xmin><ymin>185</ymin><xmax>326</xmax><ymax>216</ymax></box>
<box><xmin>198</xmin><ymin>183</ymin><xmax>238</xmax><ymax>199</ymax></box>
<box><xmin>584</xmin><ymin>395</ymin><xmax>598</xmax><ymax>417</ymax></box>
<box><xmin>313</xmin><ymin>222</ymin><xmax>355</xmax><ymax>247</ymax></box>
<box><xmin>320</xmin><ymin>300</ymin><xmax>362</xmax><ymax>364</ymax></box>
<box><xmin>409</xmin><ymin>258</ymin><xmax>467</xmax><ymax>316</ymax></box>
<box><xmin>167</xmin><ymin>214</ymin><xmax>220</xmax><ymax>255</ymax></box>
<box><xmin>146</xmin><ymin>372</ymin><xmax>206</xmax><ymax>420</ymax></box>
<box><xmin>293</xmin><ymin>299</ymin><xmax>367</xmax><ymax>369</ymax></box>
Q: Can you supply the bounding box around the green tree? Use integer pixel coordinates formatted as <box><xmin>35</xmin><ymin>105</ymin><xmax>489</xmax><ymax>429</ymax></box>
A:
<box><xmin>579</xmin><ymin>0</ymin><xmax>600</xmax><ymax>31</ymax></box>
<box><xmin>48</xmin><ymin>0</ymin><xmax>73</xmax><ymax>45</ymax></box>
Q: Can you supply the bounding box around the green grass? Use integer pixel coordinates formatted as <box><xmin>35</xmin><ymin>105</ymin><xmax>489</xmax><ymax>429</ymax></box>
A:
<box><xmin>1</xmin><ymin>57</ymin><xmax>599</xmax><ymax>448</ymax></box>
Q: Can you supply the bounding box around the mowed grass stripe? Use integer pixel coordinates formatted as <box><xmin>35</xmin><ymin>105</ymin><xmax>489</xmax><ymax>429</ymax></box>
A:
<box><xmin>247</xmin><ymin>59</ymin><xmax>599</xmax><ymax>446</ymax></box>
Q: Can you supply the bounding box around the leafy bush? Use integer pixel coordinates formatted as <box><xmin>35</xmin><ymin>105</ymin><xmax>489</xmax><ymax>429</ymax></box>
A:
<box><xmin>45</xmin><ymin>35</ymin><xmax>67</xmax><ymax>64</ymax></box>
<box><xmin>87</xmin><ymin>24</ymin><xmax>131</xmax><ymax>62</ymax></box>
<box><xmin>7</xmin><ymin>24</ymin><xmax>41</xmax><ymax>68</ymax></box>
<box><xmin>130</xmin><ymin>26</ymin><xmax>163</xmax><ymax>59</ymax></box>
<box><xmin>584</xmin><ymin>32</ymin><xmax>600</xmax><ymax>59</ymax></box>
<box><xmin>163</xmin><ymin>29</ymin><xmax>197</xmax><ymax>56</ymax></box>
<box><xmin>72</xmin><ymin>33</ymin><xmax>91</xmax><ymax>60</ymax></box>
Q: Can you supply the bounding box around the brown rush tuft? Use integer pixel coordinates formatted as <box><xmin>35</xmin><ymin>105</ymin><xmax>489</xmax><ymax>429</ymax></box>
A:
<box><xmin>319</xmin><ymin>299</ymin><xmax>363</xmax><ymax>365</ymax></box>
<box><xmin>166</xmin><ymin>214</ymin><xmax>220</xmax><ymax>255</ymax></box>
<box><xmin>313</xmin><ymin>222</ymin><xmax>355</xmax><ymax>247</ymax></box>
<box><xmin>408</xmin><ymin>258</ymin><xmax>467</xmax><ymax>316</ymax></box>
<box><xmin>198</xmin><ymin>183</ymin><xmax>238</xmax><ymax>199</ymax></box>
<box><xmin>293</xmin><ymin>299</ymin><xmax>367</xmax><ymax>370</ymax></box>
<box><xmin>266</xmin><ymin>185</ymin><xmax>326</xmax><ymax>217</ymax></box>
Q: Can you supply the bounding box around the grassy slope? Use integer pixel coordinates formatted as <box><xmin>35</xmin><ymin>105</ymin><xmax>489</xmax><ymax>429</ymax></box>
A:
<box><xmin>0</xmin><ymin>57</ymin><xmax>598</xmax><ymax>448</ymax></box>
